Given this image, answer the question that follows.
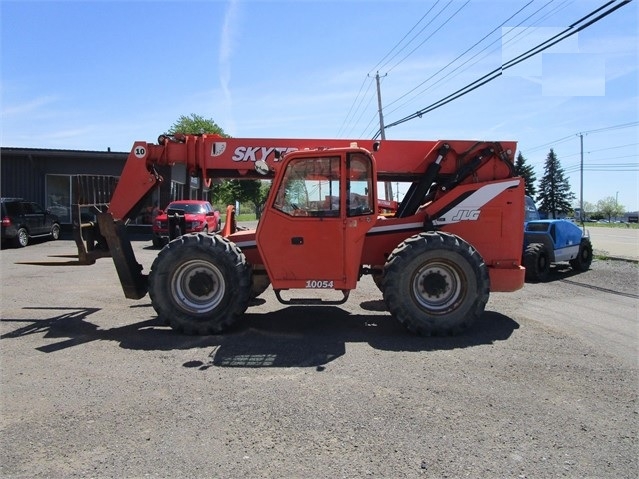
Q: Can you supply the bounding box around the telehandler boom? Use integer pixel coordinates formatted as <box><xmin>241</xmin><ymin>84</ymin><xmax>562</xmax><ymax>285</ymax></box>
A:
<box><xmin>71</xmin><ymin>133</ymin><xmax>525</xmax><ymax>336</ymax></box>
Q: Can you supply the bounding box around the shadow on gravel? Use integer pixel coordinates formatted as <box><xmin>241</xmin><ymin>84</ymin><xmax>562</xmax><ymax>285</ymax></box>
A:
<box><xmin>1</xmin><ymin>305</ymin><xmax>519</xmax><ymax>369</ymax></box>
<box><xmin>525</xmin><ymin>263</ymin><xmax>587</xmax><ymax>283</ymax></box>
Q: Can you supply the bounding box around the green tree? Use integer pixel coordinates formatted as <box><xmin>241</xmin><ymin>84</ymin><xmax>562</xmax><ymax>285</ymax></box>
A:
<box><xmin>242</xmin><ymin>180</ymin><xmax>272</xmax><ymax>219</ymax></box>
<box><xmin>210</xmin><ymin>179</ymin><xmax>271</xmax><ymax>218</ymax></box>
<box><xmin>168</xmin><ymin>113</ymin><xmax>227</xmax><ymax>136</ymax></box>
<box><xmin>536</xmin><ymin>148</ymin><xmax>575</xmax><ymax>218</ymax></box>
<box><xmin>168</xmin><ymin>114</ymin><xmax>264</xmax><ymax>218</ymax></box>
<box><xmin>210</xmin><ymin>179</ymin><xmax>242</xmax><ymax>208</ymax></box>
<box><xmin>514</xmin><ymin>151</ymin><xmax>537</xmax><ymax>198</ymax></box>
<box><xmin>596</xmin><ymin>196</ymin><xmax>625</xmax><ymax>222</ymax></box>
<box><xmin>573</xmin><ymin>200</ymin><xmax>595</xmax><ymax>222</ymax></box>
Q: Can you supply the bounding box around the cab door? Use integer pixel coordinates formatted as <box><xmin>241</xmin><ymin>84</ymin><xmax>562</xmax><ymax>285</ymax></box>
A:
<box><xmin>256</xmin><ymin>150</ymin><xmax>377</xmax><ymax>291</ymax></box>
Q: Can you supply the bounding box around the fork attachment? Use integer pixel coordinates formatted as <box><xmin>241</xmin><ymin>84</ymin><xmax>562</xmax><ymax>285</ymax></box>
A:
<box><xmin>73</xmin><ymin>175</ymin><xmax>148</xmax><ymax>299</ymax></box>
<box><xmin>96</xmin><ymin>212</ymin><xmax>148</xmax><ymax>299</ymax></box>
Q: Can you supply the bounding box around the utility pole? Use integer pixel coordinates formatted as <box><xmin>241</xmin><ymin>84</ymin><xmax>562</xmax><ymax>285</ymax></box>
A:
<box><xmin>374</xmin><ymin>71</ymin><xmax>387</xmax><ymax>140</ymax></box>
<box><xmin>579</xmin><ymin>133</ymin><xmax>584</xmax><ymax>224</ymax></box>
<box><xmin>373</xmin><ymin>71</ymin><xmax>395</xmax><ymax>202</ymax></box>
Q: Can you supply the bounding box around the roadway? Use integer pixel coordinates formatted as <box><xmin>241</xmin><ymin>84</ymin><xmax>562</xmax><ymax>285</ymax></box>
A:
<box><xmin>586</xmin><ymin>225</ymin><xmax>639</xmax><ymax>261</ymax></box>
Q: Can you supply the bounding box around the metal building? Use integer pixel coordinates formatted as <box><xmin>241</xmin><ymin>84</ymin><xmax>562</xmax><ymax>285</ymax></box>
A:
<box><xmin>1</xmin><ymin>147</ymin><xmax>207</xmax><ymax>227</ymax></box>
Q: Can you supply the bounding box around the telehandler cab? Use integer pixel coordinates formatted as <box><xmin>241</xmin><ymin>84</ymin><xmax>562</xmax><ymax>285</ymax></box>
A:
<box><xmin>65</xmin><ymin>134</ymin><xmax>525</xmax><ymax>336</ymax></box>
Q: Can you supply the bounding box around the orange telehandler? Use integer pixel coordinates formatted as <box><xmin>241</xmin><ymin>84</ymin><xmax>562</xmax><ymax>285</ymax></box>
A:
<box><xmin>70</xmin><ymin>133</ymin><xmax>525</xmax><ymax>336</ymax></box>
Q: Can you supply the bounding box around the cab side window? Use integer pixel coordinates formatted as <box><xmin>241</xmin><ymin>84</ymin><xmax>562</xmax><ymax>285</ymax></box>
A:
<box><xmin>274</xmin><ymin>156</ymin><xmax>341</xmax><ymax>217</ymax></box>
<box><xmin>347</xmin><ymin>153</ymin><xmax>373</xmax><ymax>217</ymax></box>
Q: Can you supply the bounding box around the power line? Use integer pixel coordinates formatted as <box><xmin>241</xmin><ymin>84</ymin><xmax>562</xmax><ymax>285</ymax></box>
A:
<box><xmin>581</xmin><ymin>121</ymin><xmax>639</xmax><ymax>136</ymax></box>
<box><xmin>375</xmin><ymin>0</ymin><xmax>632</xmax><ymax>138</ymax></box>
<box><xmin>385</xmin><ymin>0</ymin><xmax>575</xmax><ymax>118</ymax></box>
<box><xmin>337</xmin><ymin>77</ymin><xmax>376</xmax><ymax>138</ymax></box>
<box><xmin>523</xmin><ymin>121</ymin><xmax>639</xmax><ymax>153</ymax></box>
<box><xmin>337</xmin><ymin>1</ymin><xmax>446</xmax><ymax>137</ymax></box>
<box><xmin>560</xmin><ymin>142</ymin><xmax>639</xmax><ymax>159</ymax></box>
<box><xmin>372</xmin><ymin>1</ymin><xmax>446</xmax><ymax>74</ymax></box>
<box><xmin>339</xmin><ymin>0</ymin><xmax>471</xmax><ymax>137</ymax></box>
<box><xmin>564</xmin><ymin>157</ymin><xmax>639</xmax><ymax>173</ymax></box>
<box><xmin>384</xmin><ymin>0</ymin><xmax>542</xmax><ymax>116</ymax></box>
<box><xmin>335</xmin><ymin>76</ymin><xmax>370</xmax><ymax>138</ymax></box>
<box><xmin>384</xmin><ymin>0</ymin><xmax>471</xmax><ymax>74</ymax></box>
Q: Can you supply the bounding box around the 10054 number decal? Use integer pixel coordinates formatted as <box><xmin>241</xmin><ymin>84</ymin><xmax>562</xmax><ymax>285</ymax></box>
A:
<box><xmin>306</xmin><ymin>280</ymin><xmax>334</xmax><ymax>289</ymax></box>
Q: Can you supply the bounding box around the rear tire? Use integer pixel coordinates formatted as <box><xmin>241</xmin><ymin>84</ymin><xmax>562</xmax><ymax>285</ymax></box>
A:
<box><xmin>569</xmin><ymin>237</ymin><xmax>593</xmax><ymax>272</ymax></box>
<box><xmin>382</xmin><ymin>231</ymin><xmax>489</xmax><ymax>336</ymax></box>
<box><xmin>148</xmin><ymin>233</ymin><xmax>251</xmax><ymax>335</ymax></box>
<box><xmin>524</xmin><ymin>243</ymin><xmax>550</xmax><ymax>282</ymax></box>
<box><xmin>15</xmin><ymin>227</ymin><xmax>28</xmax><ymax>247</ymax></box>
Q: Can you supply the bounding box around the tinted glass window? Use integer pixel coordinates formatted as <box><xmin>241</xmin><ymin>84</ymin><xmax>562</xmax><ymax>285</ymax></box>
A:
<box><xmin>347</xmin><ymin>153</ymin><xmax>373</xmax><ymax>217</ymax></box>
<box><xmin>526</xmin><ymin>223</ymin><xmax>548</xmax><ymax>232</ymax></box>
<box><xmin>28</xmin><ymin>203</ymin><xmax>45</xmax><ymax>214</ymax></box>
<box><xmin>3</xmin><ymin>202</ymin><xmax>22</xmax><ymax>215</ymax></box>
<box><xmin>274</xmin><ymin>156</ymin><xmax>341</xmax><ymax>217</ymax></box>
<box><xmin>167</xmin><ymin>203</ymin><xmax>206</xmax><ymax>214</ymax></box>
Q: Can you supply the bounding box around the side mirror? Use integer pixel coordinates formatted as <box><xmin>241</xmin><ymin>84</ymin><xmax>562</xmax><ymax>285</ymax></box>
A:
<box><xmin>255</xmin><ymin>160</ymin><xmax>270</xmax><ymax>176</ymax></box>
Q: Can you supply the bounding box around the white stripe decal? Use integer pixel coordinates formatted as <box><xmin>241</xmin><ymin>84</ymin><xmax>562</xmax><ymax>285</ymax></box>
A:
<box><xmin>433</xmin><ymin>179</ymin><xmax>520</xmax><ymax>225</ymax></box>
<box><xmin>368</xmin><ymin>222</ymin><xmax>423</xmax><ymax>234</ymax></box>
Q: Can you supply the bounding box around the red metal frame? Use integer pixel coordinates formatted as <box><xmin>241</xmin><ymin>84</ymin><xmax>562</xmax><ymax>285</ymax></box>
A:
<box><xmin>103</xmin><ymin>134</ymin><xmax>524</xmax><ymax>296</ymax></box>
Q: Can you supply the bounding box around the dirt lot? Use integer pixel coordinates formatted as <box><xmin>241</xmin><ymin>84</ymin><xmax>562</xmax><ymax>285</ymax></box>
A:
<box><xmin>1</xmin><ymin>238</ymin><xmax>637</xmax><ymax>479</ymax></box>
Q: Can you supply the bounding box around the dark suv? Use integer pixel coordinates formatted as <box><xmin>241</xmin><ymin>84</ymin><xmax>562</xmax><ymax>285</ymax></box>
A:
<box><xmin>1</xmin><ymin>198</ymin><xmax>61</xmax><ymax>247</ymax></box>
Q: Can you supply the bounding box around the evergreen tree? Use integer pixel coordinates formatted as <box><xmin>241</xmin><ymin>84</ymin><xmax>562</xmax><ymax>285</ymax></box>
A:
<box><xmin>514</xmin><ymin>151</ymin><xmax>537</xmax><ymax>198</ymax></box>
<box><xmin>536</xmin><ymin>148</ymin><xmax>575</xmax><ymax>218</ymax></box>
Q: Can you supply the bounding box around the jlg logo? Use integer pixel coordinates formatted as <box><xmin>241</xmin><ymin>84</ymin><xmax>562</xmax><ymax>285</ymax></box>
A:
<box><xmin>451</xmin><ymin>209</ymin><xmax>481</xmax><ymax>221</ymax></box>
<box><xmin>230</xmin><ymin>146</ymin><xmax>298</xmax><ymax>162</ymax></box>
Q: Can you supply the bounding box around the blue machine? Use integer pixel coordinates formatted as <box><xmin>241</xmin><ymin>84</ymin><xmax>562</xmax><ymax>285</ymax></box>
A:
<box><xmin>523</xmin><ymin>197</ymin><xmax>593</xmax><ymax>281</ymax></box>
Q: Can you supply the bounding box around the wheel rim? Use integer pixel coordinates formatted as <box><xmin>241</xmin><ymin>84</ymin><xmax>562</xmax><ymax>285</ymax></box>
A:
<box><xmin>412</xmin><ymin>260</ymin><xmax>465</xmax><ymax>314</ymax></box>
<box><xmin>18</xmin><ymin>230</ymin><xmax>28</xmax><ymax>246</ymax></box>
<box><xmin>170</xmin><ymin>259</ymin><xmax>225</xmax><ymax>314</ymax></box>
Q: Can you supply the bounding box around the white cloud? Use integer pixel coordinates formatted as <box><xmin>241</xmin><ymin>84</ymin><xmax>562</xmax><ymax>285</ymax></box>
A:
<box><xmin>219</xmin><ymin>0</ymin><xmax>240</xmax><ymax>134</ymax></box>
<box><xmin>1</xmin><ymin>96</ymin><xmax>58</xmax><ymax>117</ymax></box>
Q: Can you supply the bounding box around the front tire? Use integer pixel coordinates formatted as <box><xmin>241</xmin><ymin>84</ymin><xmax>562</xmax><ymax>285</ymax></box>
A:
<box><xmin>382</xmin><ymin>231</ymin><xmax>489</xmax><ymax>336</ymax></box>
<box><xmin>569</xmin><ymin>237</ymin><xmax>593</xmax><ymax>272</ymax></box>
<box><xmin>524</xmin><ymin>243</ymin><xmax>550</xmax><ymax>282</ymax></box>
<box><xmin>148</xmin><ymin>233</ymin><xmax>251</xmax><ymax>335</ymax></box>
<box><xmin>51</xmin><ymin>223</ymin><xmax>61</xmax><ymax>241</ymax></box>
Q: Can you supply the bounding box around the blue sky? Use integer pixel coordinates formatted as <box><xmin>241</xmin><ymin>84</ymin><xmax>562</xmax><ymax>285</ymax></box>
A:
<box><xmin>1</xmin><ymin>0</ymin><xmax>637</xmax><ymax>211</ymax></box>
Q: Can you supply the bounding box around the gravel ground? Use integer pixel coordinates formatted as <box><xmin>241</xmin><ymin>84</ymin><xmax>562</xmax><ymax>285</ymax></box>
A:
<box><xmin>0</xmin><ymin>240</ymin><xmax>637</xmax><ymax>479</ymax></box>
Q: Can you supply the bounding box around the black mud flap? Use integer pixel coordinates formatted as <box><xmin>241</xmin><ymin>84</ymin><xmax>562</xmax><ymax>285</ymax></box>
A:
<box><xmin>97</xmin><ymin>213</ymin><xmax>148</xmax><ymax>299</ymax></box>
